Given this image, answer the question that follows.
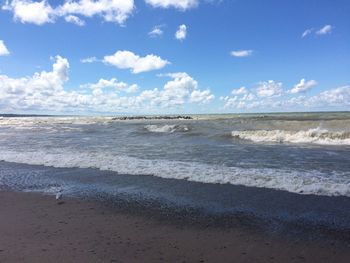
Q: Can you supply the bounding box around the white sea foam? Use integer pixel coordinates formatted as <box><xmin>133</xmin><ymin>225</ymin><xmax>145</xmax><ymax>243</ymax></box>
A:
<box><xmin>144</xmin><ymin>124</ymin><xmax>189</xmax><ymax>133</ymax></box>
<box><xmin>0</xmin><ymin>150</ymin><xmax>349</xmax><ymax>197</ymax></box>
<box><xmin>231</xmin><ymin>127</ymin><xmax>350</xmax><ymax>145</ymax></box>
<box><xmin>0</xmin><ymin>116</ymin><xmax>116</xmax><ymax>127</ymax></box>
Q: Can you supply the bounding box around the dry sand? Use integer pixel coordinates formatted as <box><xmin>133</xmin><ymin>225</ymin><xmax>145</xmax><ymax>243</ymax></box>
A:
<box><xmin>0</xmin><ymin>190</ymin><xmax>349</xmax><ymax>263</ymax></box>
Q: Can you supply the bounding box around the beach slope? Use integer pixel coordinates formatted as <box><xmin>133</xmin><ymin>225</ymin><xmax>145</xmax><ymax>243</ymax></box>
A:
<box><xmin>0</xmin><ymin>191</ymin><xmax>349</xmax><ymax>263</ymax></box>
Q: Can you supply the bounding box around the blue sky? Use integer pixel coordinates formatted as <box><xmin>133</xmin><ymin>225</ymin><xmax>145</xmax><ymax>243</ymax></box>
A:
<box><xmin>0</xmin><ymin>0</ymin><xmax>349</xmax><ymax>114</ymax></box>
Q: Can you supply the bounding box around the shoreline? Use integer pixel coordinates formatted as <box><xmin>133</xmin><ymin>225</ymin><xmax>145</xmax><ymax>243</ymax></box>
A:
<box><xmin>1</xmin><ymin>161</ymin><xmax>350</xmax><ymax>241</ymax></box>
<box><xmin>1</xmin><ymin>190</ymin><xmax>350</xmax><ymax>263</ymax></box>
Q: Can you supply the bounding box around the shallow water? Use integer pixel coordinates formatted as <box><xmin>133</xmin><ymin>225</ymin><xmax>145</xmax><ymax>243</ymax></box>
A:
<box><xmin>0</xmin><ymin>112</ymin><xmax>350</xmax><ymax>196</ymax></box>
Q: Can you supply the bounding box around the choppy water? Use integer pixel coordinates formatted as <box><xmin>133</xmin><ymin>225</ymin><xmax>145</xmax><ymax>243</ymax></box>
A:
<box><xmin>0</xmin><ymin>112</ymin><xmax>350</xmax><ymax>197</ymax></box>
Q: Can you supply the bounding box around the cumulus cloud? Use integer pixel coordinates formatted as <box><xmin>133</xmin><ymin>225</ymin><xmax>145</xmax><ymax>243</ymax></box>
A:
<box><xmin>222</xmin><ymin>81</ymin><xmax>284</xmax><ymax>109</ymax></box>
<box><xmin>0</xmin><ymin>55</ymin><xmax>70</xmax><ymax>111</ymax></box>
<box><xmin>148</xmin><ymin>25</ymin><xmax>164</xmax><ymax>37</ymax></box>
<box><xmin>2</xmin><ymin>0</ymin><xmax>55</xmax><ymax>25</ymax></box>
<box><xmin>144</xmin><ymin>72</ymin><xmax>214</xmax><ymax>106</ymax></box>
<box><xmin>222</xmin><ymin>79</ymin><xmax>349</xmax><ymax>111</ymax></box>
<box><xmin>0</xmin><ymin>57</ymin><xmax>212</xmax><ymax>113</ymax></box>
<box><xmin>289</xmin><ymin>79</ymin><xmax>317</xmax><ymax>94</ymax></box>
<box><xmin>145</xmin><ymin>0</ymin><xmax>198</xmax><ymax>10</ymax></box>
<box><xmin>57</xmin><ymin>0</ymin><xmax>134</xmax><ymax>24</ymax></box>
<box><xmin>221</xmin><ymin>92</ymin><xmax>256</xmax><ymax>109</ymax></box>
<box><xmin>190</xmin><ymin>89</ymin><xmax>214</xmax><ymax>104</ymax></box>
<box><xmin>256</xmin><ymin>80</ymin><xmax>282</xmax><ymax>97</ymax></box>
<box><xmin>285</xmin><ymin>87</ymin><xmax>350</xmax><ymax>109</ymax></box>
<box><xmin>308</xmin><ymin>86</ymin><xmax>350</xmax><ymax>107</ymax></box>
<box><xmin>82</xmin><ymin>78</ymin><xmax>139</xmax><ymax>94</ymax></box>
<box><xmin>2</xmin><ymin>0</ymin><xmax>135</xmax><ymax>26</ymax></box>
<box><xmin>64</xmin><ymin>14</ymin><xmax>85</xmax><ymax>26</ymax></box>
<box><xmin>231</xmin><ymin>87</ymin><xmax>247</xmax><ymax>95</ymax></box>
<box><xmin>230</xmin><ymin>50</ymin><xmax>253</xmax><ymax>57</ymax></box>
<box><xmin>103</xmin><ymin>50</ymin><xmax>169</xmax><ymax>74</ymax></box>
<box><xmin>175</xmin><ymin>24</ymin><xmax>187</xmax><ymax>41</ymax></box>
<box><xmin>0</xmin><ymin>40</ymin><xmax>10</xmax><ymax>56</ymax></box>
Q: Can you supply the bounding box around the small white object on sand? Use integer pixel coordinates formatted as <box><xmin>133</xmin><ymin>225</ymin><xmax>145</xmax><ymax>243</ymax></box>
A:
<box><xmin>55</xmin><ymin>190</ymin><xmax>63</xmax><ymax>201</ymax></box>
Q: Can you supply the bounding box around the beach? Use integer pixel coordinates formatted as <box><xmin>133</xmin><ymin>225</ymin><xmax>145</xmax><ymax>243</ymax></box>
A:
<box><xmin>0</xmin><ymin>114</ymin><xmax>350</xmax><ymax>262</ymax></box>
<box><xmin>1</xmin><ymin>0</ymin><xmax>349</xmax><ymax>260</ymax></box>
<box><xmin>1</xmin><ymin>190</ymin><xmax>350</xmax><ymax>263</ymax></box>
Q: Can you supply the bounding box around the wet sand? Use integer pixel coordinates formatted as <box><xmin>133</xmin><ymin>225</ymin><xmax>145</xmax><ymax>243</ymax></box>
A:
<box><xmin>0</xmin><ymin>191</ymin><xmax>349</xmax><ymax>263</ymax></box>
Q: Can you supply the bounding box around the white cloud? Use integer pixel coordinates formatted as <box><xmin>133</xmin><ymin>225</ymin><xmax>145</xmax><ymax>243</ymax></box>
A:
<box><xmin>301</xmin><ymin>28</ymin><xmax>313</xmax><ymax>38</ymax></box>
<box><xmin>57</xmin><ymin>0</ymin><xmax>134</xmax><ymax>25</ymax></box>
<box><xmin>0</xmin><ymin>55</ymin><xmax>70</xmax><ymax>111</ymax></box>
<box><xmin>230</xmin><ymin>50</ymin><xmax>253</xmax><ymax>57</ymax></box>
<box><xmin>3</xmin><ymin>0</ymin><xmax>55</xmax><ymax>25</ymax></box>
<box><xmin>64</xmin><ymin>15</ymin><xmax>85</xmax><ymax>26</ymax></box>
<box><xmin>80</xmin><ymin>56</ymin><xmax>98</xmax><ymax>63</ymax></box>
<box><xmin>256</xmin><ymin>80</ymin><xmax>282</xmax><ymax>97</ymax></box>
<box><xmin>145</xmin><ymin>0</ymin><xmax>198</xmax><ymax>10</ymax></box>
<box><xmin>241</xmin><ymin>93</ymin><xmax>255</xmax><ymax>101</ymax></box>
<box><xmin>316</xmin><ymin>24</ymin><xmax>333</xmax><ymax>35</ymax></box>
<box><xmin>308</xmin><ymin>86</ymin><xmax>350</xmax><ymax>107</ymax></box>
<box><xmin>222</xmin><ymin>90</ymin><xmax>256</xmax><ymax>109</ymax></box>
<box><xmin>222</xmin><ymin>79</ymin><xmax>349</xmax><ymax>111</ymax></box>
<box><xmin>159</xmin><ymin>72</ymin><xmax>198</xmax><ymax>106</ymax></box>
<box><xmin>0</xmin><ymin>40</ymin><xmax>10</xmax><ymax>56</ymax></box>
<box><xmin>286</xmin><ymin>86</ymin><xmax>350</xmax><ymax>109</ymax></box>
<box><xmin>1</xmin><ymin>57</ymin><xmax>348</xmax><ymax>113</ymax></box>
<box><xmin>289</xmin><ymin>79</ymin><xmax>317</xmax><ymax>94</ymax></box>
<box><xmin>223</xmin><ymin>80</ymin><xmax>283</xmax><ymax>109</ymax></box>
<box><xmin>222</xmin><ymin>95</ymin><xmax>256</xmax><ymax>109</ymax></box>
<box><xmin>144</xmin><ymin>72</ymin><xmax>214</xmax><ymax>106</ymax></box>
<box><xmin>190</xmin><ymin>89</ymin><xmax>214</xmax><ymax>104</ymax></box>
<box><xmin>3</xmin><ymin>0</ymin><xmax>135</xmax><ymax>25</ymax></box>
<box><xmin>231</xmin><ymin>86</ymin><xmax>247</xmax><ymax>95</ymax></box>
<box><xmin>175</xmin><ymin>24</ymin><xmax>187</xmax><ymax>41</ymax></box>
<box><xmin>302</xmin><ymin>25</ymin><xmax>333</xmax><ymax>38</ymax></box>
<box><xmin>82</xmin><ymin>78</ymin><xmax>139</xmax><ymax>94</ymax></box>
<box><xmin>103</xmin><ymin>50</ymin><xmax>169</xmax><ymax>74</ymax></box>
<box><xmin>0</xmin><ymin>57</ymin><xmax>214</xmax><ymax>113</ymax></box>
<box><xmin>148</xmin><ymin>25</ymin><xmax>164</xmax><ymax>37</ymax></box>
<box><xmin>284</xmin><ymin>95</ymin><xmax>307</xmax><ymax>107</ymax></box>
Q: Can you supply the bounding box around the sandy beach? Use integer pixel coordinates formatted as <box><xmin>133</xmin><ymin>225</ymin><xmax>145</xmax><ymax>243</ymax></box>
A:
<box><xmin>1</xmin><ymin>0</ymin><xmax>350</xmax><ymax>260</ymax></box>
<box><xmin>0</xmin><ymin>190</ymin><xmax>349</xmax><ymax>263</ymax></box>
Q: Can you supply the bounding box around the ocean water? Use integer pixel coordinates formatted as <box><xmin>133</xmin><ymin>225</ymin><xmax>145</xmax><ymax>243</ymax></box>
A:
<box><xmin>0</xmin><ymin>112</ymin><xmax>350</xmax><ymax>197</ymax></box>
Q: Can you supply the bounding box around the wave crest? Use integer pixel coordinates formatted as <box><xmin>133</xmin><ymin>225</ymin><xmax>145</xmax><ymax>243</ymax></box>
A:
<box><xmin>231</xmin><ymin>127</ymin><xmax>350</xmax><ymax>145</ymax></box>
<box><xmin>144</xmin><ymin>124</ymin><xmax>189</xmax><ymax>133</ymax></box>
<box><xmin>0</xmin><ymin>150</ymin><xmax>349</xmax><ymax>197</ymax></box>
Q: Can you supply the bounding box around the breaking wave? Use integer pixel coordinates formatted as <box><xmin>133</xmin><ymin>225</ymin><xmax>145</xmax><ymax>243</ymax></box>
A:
<box><xmin>144</xmin><ymin>124</ymin><xmax>189</xmax><ymax>133</ymax></box>
<box><xmin>0</xmin><ymin>150</ymin><xmax>349</xmax><ymax>197</ymax></box>
<box><xmin>231</xmin><ymin>127</ymin><xmax>350</xmax><ymax>145</ymax></box>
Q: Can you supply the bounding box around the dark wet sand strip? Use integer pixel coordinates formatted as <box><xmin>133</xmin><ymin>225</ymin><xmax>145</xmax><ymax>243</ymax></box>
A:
<box><xmin>0</xmin><ymin>190</ymin><xmax>349</xmax><ymax>263</ymax></box>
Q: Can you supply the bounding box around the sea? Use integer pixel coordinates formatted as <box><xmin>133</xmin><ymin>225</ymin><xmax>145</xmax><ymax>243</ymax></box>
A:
<box><xmin>1</xmin><ymin>112</ymin><xmax>350</xmax><ymax>232</ymax></box>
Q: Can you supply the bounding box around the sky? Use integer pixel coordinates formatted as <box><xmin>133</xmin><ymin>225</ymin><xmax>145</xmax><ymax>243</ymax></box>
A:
<box><xmin>0</xmin><ymin>0</ymin><xmax>349</xmax><ymax>115</ymax></box>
